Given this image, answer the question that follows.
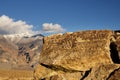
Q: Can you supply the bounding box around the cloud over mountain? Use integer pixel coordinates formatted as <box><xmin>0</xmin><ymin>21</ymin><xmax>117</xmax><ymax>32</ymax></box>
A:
<box><xmin>0</xmin><ymin>15</ymin><xmax>66</xmax><ymax>36</ymax></box>
<box><xmin>42</xmin><ymin>23</ymin><xmax>65</xmax><ymax>33</ymax></box>
<box><xmin>0</xmin><ymin>15</ymin><xmax>36</xmax><ymax>36</ymax></box>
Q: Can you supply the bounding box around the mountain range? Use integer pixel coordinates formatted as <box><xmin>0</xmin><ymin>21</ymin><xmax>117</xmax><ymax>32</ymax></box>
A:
<box><xmin>0</xmin><ymin>34</ymin><xmax>44</xmax><ymax>70</ymax></box>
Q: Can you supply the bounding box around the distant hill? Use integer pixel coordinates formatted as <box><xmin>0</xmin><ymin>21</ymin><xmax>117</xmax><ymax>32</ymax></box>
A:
<box><xmin>0</xmin><ymin>34</ymin><xmax>44</xmax><ymax>70</ymax></box>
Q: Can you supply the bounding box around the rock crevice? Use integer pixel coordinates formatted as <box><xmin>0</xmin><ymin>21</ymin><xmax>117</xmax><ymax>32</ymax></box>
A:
<box><xmin>106</xmin><ymin>67</ymin><xmax>120</xmax><ymax>80</ymax></box>
<box><xmin>110</xmin><ymin>42</ymin><xmax>120</xmax><ymax>63</ymax></box>
<box><xmin>80</xmin><ymin>68</ymin><xmax>92</xmax><ymax>80</ymax></box>
<box><xmin>40</xmin><ymin>63</ymin><xmax>81</xmax><ymax>73</ymax></box>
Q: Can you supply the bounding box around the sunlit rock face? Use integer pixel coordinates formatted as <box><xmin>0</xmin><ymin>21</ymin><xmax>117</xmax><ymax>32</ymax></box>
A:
<box><xmin>34</xmin><ymin>30</ymin><xmax>120</xmax><ymax>80</ymax></box>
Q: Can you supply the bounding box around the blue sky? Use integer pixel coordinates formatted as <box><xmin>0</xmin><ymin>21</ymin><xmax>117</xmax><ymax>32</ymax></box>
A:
<box><xmin>0</xmin><ymin>0</ymin><xmax>120</xmax><ymax>35</ymax></box>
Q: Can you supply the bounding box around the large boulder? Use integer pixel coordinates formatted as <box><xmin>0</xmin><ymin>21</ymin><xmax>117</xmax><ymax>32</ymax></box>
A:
<box><xmin>34</xmin><ymin>30</ymin><xmax>120</xmax><ymax>80</ymax></box>
<box><xmin>39</xmin><ymin>30</ymin><xmax>113</xmax><ymax>71</ymax></box>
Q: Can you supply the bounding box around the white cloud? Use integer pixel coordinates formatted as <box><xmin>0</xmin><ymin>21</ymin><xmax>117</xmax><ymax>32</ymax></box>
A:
<box><xmin>0</xmin><ymin>15</ymin><xmax>37</xmax><ymax>36</ymax></box>
<box><xmin>0</xmin><ymin>15</ymin><xmax>66</xmax><ymax>36</ymax></box>
<box><xmin>42</xmin><ymin>23</ymin><xmax>65</xmax><ymax>33</ymax></box>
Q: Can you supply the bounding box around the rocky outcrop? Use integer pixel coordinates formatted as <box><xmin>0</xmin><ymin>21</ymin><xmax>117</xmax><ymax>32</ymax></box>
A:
<box><xmin>34</xmin><ymin>30</ymin><xmax>120</xmax><ymax>80</ymax></box>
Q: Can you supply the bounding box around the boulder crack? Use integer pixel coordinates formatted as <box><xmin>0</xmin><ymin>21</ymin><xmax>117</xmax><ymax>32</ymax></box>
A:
<box><xmin>106</xmin><ymin>67</ymin><xmax>120</xmax><ymax>80</ymax></box>
<box><xmin>80</xmin><ymin>68</ymin><xmax>92</xmax><ymax>80</ymax></box>
<box><xmin>40</xmin><ymin>63</ymin><xmax>82</xmax><ymax>73</ymax></box>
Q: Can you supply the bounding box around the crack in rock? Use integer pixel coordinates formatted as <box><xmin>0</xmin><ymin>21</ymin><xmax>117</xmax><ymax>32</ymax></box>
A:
<box><xmin>106</xmin><ymin>67</ymin><xmax>120</xmax><ymax>80</ymax></box>
<box><xmin>40</xmin><ymin>63</ymin><xmax>82</xmax><ymax>73</ymax></box>
<box><xmin>80</xmin><ymin>68</ymin><xmax>92</xmax><ymax>80</ymax></box>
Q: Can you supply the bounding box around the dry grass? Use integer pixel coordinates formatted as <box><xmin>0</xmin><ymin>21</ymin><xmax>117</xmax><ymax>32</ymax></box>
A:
<box><xmin>0</xmin><ymin>69</ymin><xmax>34</xmax><ymax>80</ymax></box>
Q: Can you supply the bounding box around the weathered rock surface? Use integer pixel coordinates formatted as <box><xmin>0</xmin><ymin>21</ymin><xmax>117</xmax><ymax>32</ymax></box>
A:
<box><xmin>40</xmin><ymin>30</ymin><xmax>113</xmax><ymax>71</ymax></box>
<box><xmin>84</xmin><ymin>64</ymin><xmax>120</xmax><ymax>80</ymax></box>
<box><xmin>34</xmin><ymin>30</ymin><xmax>120</xmax><ymax>80</ymax></box>
<box><xmin>34</xmin><ymin>63</ymin><xmax>84</xmax><ymax>80</ymax></box>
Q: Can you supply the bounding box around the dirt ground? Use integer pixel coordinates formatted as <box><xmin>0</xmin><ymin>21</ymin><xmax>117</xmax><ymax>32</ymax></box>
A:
<box><xmin>0</xmin><ymin>63</ymin><xmax>34</xmax><ymax>80</ymax></box>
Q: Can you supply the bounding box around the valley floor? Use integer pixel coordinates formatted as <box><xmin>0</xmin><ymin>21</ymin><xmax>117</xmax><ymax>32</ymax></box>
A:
<box><xmin>0</xmin><ymin>63</ymin><xmax>34</xmax><ymax>80</ymax></box>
